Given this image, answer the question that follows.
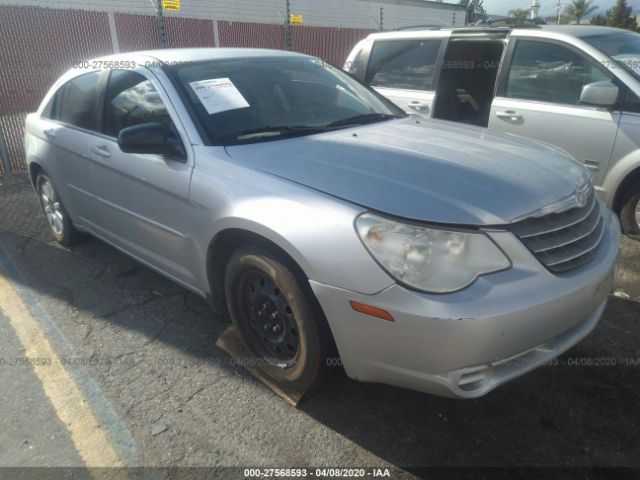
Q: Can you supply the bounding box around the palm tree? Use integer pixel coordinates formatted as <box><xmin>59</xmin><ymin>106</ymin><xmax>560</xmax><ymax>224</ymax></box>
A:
<box><xmin>564</xmin><ymin>0</ymin><xmax>599</xmax><ymax>24</ymax></box>
<box><xmin>459</xmin><ymin>0</ymin><xmax>485</xmax><ymax>22</ymax></box>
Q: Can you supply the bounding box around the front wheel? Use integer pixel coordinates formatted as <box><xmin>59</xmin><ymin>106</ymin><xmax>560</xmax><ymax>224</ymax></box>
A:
<box><xmin>224</xmin><ymin>245</ymin><xmax>332</xmax><ymax>392</ymax></box>
<box><xmin>36</xmin><ymin>173</ymin><xmax>79</xmax><ymax>246</ymax></box>
<box><xmin>620</xmin><ymin>184</ymin><xmax>640</xmax><ymax>241</ymax></box>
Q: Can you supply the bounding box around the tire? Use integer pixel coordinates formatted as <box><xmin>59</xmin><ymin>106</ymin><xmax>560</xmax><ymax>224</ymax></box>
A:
<box><xmin>620</xmin><ymin>184</ymin><xmax>640</xmax><ymax>241</ymax></box>
<box><xmin>36</xmin><ymin>173</ymin><xmax>79</xmax><ymax>246</ymax></box>
<box><xmin>224</xmin><ymin>245</ymin><xmax>332</xmax><ymax>392</ymax></box>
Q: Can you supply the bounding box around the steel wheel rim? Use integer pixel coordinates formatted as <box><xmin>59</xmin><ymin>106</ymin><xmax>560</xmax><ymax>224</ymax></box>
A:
<box><xmin>240</xmin><ymin>270</ymin><xmax>300</xmax><ymax>367</ymax></box>
<box><xmin>635</xmin><ymin>195</ymin><xmax>640</xmax><ymax>230</ymax></box>
<box><xmin>40</xmin><ymin>179</ymin><xmax>64</xmax><ymax>236</ymax></box>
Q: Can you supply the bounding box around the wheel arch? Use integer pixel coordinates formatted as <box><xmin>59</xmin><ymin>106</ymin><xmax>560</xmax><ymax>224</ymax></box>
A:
<box><xmin>205</xmin><ymin>227</ymin><xmax>340</xmax><ymax>359</ymax></box>
<box><xmin>28</xmin><ymin>161</ymin><xmax>44</xmax><ymax>189</ymax></box>
<box><xmin>205</xmin><ymin>227</ymin><xmax>313</xmax><ymax>316</ymax></box>
<box><xmin>612</xmin><ymin>164</ymin><xmax>640</xmax><ymax>214</ymax></box>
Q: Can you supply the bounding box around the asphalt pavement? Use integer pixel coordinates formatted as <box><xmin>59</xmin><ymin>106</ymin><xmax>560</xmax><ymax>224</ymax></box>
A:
<box><xmin>0</xmin><ymin>173</ymin><xmax>639</xmax><ymax>479</ymax></box>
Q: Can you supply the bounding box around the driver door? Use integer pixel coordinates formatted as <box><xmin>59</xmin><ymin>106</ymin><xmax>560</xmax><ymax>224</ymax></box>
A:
<box><xmin>88</xmin><ymin>68</ymin><xmax>197</xmax><ymax>287</ymax></box>
<box><xmin>489</xmin><ymin>38</ymin><xmax>620</xmax><ymax>186</ymax></box>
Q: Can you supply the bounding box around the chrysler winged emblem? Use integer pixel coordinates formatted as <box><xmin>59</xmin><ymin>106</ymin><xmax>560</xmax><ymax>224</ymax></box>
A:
<box><xmin>576</xmin><ymin>188</ymin><xmax>588</xmax><ymax>208</ymax></box>
<box><xmin>575</xmin><ymin>183</ymin><xmax>591</xmax><ymax>209</ymax></box>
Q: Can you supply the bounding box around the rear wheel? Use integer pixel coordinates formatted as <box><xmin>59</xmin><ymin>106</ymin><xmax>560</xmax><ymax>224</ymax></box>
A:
<box><xmin>36</xmin><ymin>173</ymin><xmax>79</xmax><ymax>246</ymax></box>
<box><xmin>620</xmin><ymin>184</ymin><xmax>640</xmax><ymax>241</ymax></box>
<box><xmin>224</xmin><ymin>245</ymin><xmax>332</xmax><ymax>392</ymax></box>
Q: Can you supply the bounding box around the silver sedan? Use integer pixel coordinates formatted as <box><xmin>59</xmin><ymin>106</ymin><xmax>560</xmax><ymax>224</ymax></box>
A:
<box><xmin>25</xmin><ymin>49</ymin><xmax>620</xmax><ymax>398</ymax></box>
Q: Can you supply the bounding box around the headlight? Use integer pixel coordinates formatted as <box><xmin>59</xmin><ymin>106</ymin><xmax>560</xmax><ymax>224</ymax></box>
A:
<box><xmin>356</xmin><ymin>213</ymin><xmax>510</xmax><ymax>293</ymax></box>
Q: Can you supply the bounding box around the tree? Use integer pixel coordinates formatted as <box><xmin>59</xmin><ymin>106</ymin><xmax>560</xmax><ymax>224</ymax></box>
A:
<box><xmin>459</xmin><ymin>0</ymin><xmax>485</xmax><ymax>22</ymax></box>
<box><xmin>607</xmin><ymin>0</ymin><xmax>638</xmax><ymax>30</ymax></box>
<box><xmin>564</xmin><ymin>0</ymin><xmax>599</xmax><ymax>23</ymax></box>
<box><xmin>509</xmin><ymin>8</ymin><xmax>531</xmax><ymax>20</ymax></box>
<box><xmin>589</xmin><ymin>0</ymin><xmax>638</xmax><ymax>31</ymax></box>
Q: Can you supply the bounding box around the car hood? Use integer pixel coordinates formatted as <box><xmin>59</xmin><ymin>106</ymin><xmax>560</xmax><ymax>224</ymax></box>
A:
<box><xmin>224</xmin><ymin>117</ymin><xmax>591</xmax><ymax>226</ymax></box>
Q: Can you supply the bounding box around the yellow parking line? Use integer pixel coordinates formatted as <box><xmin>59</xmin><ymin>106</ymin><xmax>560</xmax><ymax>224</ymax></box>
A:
<box><xmin>0</xmin><ymin>267</ymin><xmax>124</xmax><ymax>470</ymax></box>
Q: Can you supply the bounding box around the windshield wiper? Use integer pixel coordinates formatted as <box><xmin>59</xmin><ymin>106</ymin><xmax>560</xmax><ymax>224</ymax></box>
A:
<box><xmin>214</xmin><ymin>125</ymin><xmax>327</xmax><ymax>144</ymax></box>
<box><xmin>214</xmin><ymin>115</ymin><xmax>402</xmax><ymax>145</ymax></box>
<box><xmin>326</xmin><ymin>113</ymin><xmax>400</xmax><ymax>128</ymax></box>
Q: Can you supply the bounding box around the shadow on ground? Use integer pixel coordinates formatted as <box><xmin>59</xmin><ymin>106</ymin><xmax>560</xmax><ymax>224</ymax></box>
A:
<box><xmin>1</xmin><ymin>173</ymin><xmax>639</xmax><ymax>469</ymax></box>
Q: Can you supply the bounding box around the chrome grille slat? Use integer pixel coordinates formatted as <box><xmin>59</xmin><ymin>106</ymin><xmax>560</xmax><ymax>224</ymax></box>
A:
<box><xmin>541</xmin><ymin>218</ymin><xmax>604</xmax><ymax>267</ymax></box>
<box><xmin>508</xmin><ymin>189</ymin><xmax>605</xmax><ymax>274</ymax></box>
<box><xmin>516</xmin><ymin>192</ymin><xmax>597</xmax><ymax>239</ymax></box>
<box><xmin>528</xmin><ymin>204</ymin><xmax>601</xmax><ymax>253</ymax></box>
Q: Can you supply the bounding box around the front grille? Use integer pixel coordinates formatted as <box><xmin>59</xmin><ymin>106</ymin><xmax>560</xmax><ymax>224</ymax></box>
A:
<box><xmin>509</xmin><ymin>189</ymin><xmax>604</xmax><ymax>273</ymax></box>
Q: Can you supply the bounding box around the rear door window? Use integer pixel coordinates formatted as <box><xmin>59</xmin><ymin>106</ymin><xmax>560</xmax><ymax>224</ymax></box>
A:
<box><xmin>56</xmin><ymin>72</ymin><xmax>100</xmax><ymax>131</ymax></box>
<box><xmin>366</xmin><ymin>39</ymin><xmax>442</xmax><ymax>91</ymax></box>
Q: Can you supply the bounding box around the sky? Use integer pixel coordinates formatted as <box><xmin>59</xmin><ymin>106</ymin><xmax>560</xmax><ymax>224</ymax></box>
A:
<box><xmin>478</xmin><ymin>0</ymin><xmax>640</xmax><ymax>17</ymax></box>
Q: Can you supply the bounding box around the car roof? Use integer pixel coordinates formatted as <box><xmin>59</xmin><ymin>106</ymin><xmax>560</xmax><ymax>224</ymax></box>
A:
<box><xmin>367</xmin><ymin>24</ymin><xmax>628</xmax><ymax>40</ymax></box>
<box><xmin>94</xmin><ymin>47</ymin><xmax>311</xmax><ymax>64</ymax></box>
<box><xmin>535</xmin><ymin>25</ymin><xmax>628</xmax><ymax>37</ymax></box>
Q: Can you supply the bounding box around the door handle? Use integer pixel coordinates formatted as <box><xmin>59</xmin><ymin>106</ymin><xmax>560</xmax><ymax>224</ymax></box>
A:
<box><xmin>43</xmin><ymin>128</ymin><xmax>56</xmax><ymax>139</ymax></box>
<box><xmin>408</xmin><ymin>100</ymin><xmax>430</xmax><ymax>113</ymax></box>
<box><xmin>495</xmin><ymin>111</ymin><xmax>523</xmax><ymax>122</ymax></box>
<box><xmin>91</xmin><ymin>145</ymin><xmax>111</xmax><ymax>158</ymax></box>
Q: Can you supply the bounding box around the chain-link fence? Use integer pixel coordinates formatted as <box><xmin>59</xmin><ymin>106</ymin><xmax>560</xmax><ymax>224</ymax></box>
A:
<box><xmin>0</xmin><ymin>0</ymin><xmax>465</xmax><ymax>175</ymax></box>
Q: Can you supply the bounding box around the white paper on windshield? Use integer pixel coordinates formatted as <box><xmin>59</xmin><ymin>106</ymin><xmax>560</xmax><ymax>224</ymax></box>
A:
<box><xmin>189</xmin><ymin>78</ymin><xmax>250</xmax><ymax>115</ymax></box>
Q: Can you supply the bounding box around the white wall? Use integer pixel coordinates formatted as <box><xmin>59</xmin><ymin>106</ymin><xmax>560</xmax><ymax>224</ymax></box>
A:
<box><xmin>288</xmin><ymin>0</ymin><xmax>463</xmax><ymax>29</ymax></box>
<box><xmin>0</xmin><ymin>0</ymin><xmax>465</xmax><ymax>28</ymax></box>
<box><xmin>0</xmin><ymin>0</ymin><xmax>157</xmax><ymax>15</ymax></box>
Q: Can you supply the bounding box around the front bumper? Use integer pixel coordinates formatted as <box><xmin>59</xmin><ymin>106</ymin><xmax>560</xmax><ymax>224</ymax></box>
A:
<box><xmin>311</xmin><ymin>209</ymin><xmax>621</xmax><ymax>398</ymax></box>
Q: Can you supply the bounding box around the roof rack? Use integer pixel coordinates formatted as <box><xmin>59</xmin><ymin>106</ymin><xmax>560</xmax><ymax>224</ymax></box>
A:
<box><xmin>476</xmin><ymin>17</ymin><xmax>545</xmax><ymax>27</ymax></box>
<box><xmin>393</xmin><ymin>24</ymin><xmax>446</xmax><ymax>31</ymax></box>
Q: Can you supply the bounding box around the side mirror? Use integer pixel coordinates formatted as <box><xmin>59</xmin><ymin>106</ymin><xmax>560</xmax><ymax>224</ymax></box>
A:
<box><xmin>117</xmin><ymin>122</ymin><xmax>184</xmax><ymax>158</ymax></box>
<box><xmin>580</xmin><ymin>81</ymin><xmax>619</xmax><ymax>107</ymax></box>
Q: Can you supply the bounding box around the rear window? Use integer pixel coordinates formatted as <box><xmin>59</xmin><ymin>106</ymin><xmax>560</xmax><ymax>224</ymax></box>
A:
<box><xmin>56</xmin><ymin>72</ymin><xmax>100</xmax><ymax>131</ymax></box>
<box><xmin>366</xmin><ymin>39</ymin><xmax>441</xmax><ymax>91</ymax></box>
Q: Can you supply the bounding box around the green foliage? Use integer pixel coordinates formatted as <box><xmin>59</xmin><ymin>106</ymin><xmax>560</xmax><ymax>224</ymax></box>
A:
<box><xmin>509</xmin><ymin>8</ymin><xmax>530</xmax><ymax>20</ymax></box>
<box><xmin>591</xmin><ymin>14</ymin><xmax>608</xmax><ymax>25</ymax></box>
<box><xmin>607</xmin><ymin>0</ymin><xmax>638</xmax><ymax>30</ymax></box>
<box><xmin>589</xmin><ymin>0</ymin><xmax>638</xmax><ymax>31</ymax></box>
<box><xmin>459</xmin><ymin>0</ymin><xmax>485</xmax><ymax>22</ymax></box>
<box><xmin>564</xmin><ymin>0</ymin><xmax>599</xmax><ymax>23</ymax></box>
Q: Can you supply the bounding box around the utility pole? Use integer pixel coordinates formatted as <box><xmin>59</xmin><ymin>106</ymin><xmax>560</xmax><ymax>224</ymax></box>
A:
<box><xmin>284</xmin><ymin>0</ymin><xmax>292</xmax><ymax>50</ymax></box>
<box><xmin>557</xmin><ymin>0</ymin><xmax>562</xmax><ymax>24</ymax></box>
<box><xmin>155</xmin><ymin>0</ymin><xmax>167</xmax><ymax>48</ymax></box>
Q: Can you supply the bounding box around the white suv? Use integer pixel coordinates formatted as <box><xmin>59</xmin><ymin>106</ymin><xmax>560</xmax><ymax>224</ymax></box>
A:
<box><xmin>346</xmin><ymin>25</ymin><xmax>640</xmax><ymax>237</ymax></box>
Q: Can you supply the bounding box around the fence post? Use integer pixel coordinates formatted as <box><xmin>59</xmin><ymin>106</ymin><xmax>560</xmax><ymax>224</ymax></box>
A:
<box><xmin>107</xmin><ymin>12</ymin><xmax>120</xmax><ymax>53</ymax></box>
<box><xmin>155</xmin><ymin>0</ymin><xmax>167</xmax><ymax>48</ymax></box>
<box><xmin>212</xmin><ymin>20</ymin><xmax>220</xmax><ymax>47</ymax></box>
<box><xmin>379</xmin><ymin>7</ymin><xmax>384</xmax><ymax>31</ymax></box>
<box><xmin>0</xmin><ymin>127</ymin><xmax>12</xmax><ymax>175</ymax></box>
<box><xmin>283</xmin><ymin>0</ymin><xmax>291</xmax><ymax>50</ymax></box>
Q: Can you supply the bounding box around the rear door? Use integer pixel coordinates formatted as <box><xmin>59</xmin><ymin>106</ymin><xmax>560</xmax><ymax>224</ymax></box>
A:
<box><xmin>88</xmin><ymin>68</ymin><xmax>197</xmax><ymax>287</ymax></box>
<box><xmin>489</xmin><ymin>37</ymin><xmax>620</xmax><ymax>186</ymax></box>
<box><xmin>366</xmin><ymin>36</ymin><xmax>445</xmax><ymax>118</ymax></box>
<box><xmin>38</xmin><ymin>71</ymin><xmax>103</xmax><ymax>227</ymax></box>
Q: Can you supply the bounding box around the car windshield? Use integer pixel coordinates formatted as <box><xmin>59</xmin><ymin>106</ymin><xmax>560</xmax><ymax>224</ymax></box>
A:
<box><xmin>583</xmin><ymin>31</ymin><xmax>640</xmax><ymax>79</ymax></box>
<box><xmin>165</xmin><ymin>56</ymin><xmax>405</xmax><ymax>145</ymax></box>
